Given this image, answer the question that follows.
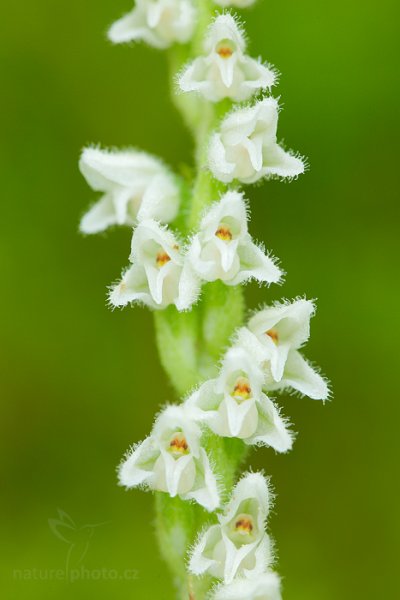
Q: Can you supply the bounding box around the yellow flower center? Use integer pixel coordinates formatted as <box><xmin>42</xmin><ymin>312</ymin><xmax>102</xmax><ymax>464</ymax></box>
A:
<box><xmin>232</xmin><ymin>377</ymin><xmax>252</xmax><ymax>401</ymax></box>
<box><xmin>156</xmin><ymin>251</ymin><xmax>171</xmax><ymax>268</ymax></box>
<box><xmin>234</xmin><ymin>516</ymin><xmax>254</xmax><ymax>535</ymax></box>
<box><xmin>216</xmin><ymin>40</ymin><xmax>235</xmax><ymax>59</ymax></box>
<box><xmin>217</xmin><ymin>46</ymin><xmax>233</xmax><ymax>58</ymax></box>
<box><xmin>266</xmin><ymin>328</ymin><xmax>279</xmax><ymax>344</ymax></box>
<box><xmin>215</xmin><ymin>224</ymin><xmax>233</xmax><ymax>241</ymax></box>
<box><xmin>169</xmin><ymin>433</ymin><xmax>189</xmax><ymax>455</ymax></box>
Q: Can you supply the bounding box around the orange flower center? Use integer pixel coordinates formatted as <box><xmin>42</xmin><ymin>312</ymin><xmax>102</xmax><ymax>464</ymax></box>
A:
<box><xmin>232</xmin><ymin>377</ymin><xmax>252</xmax><ymax>400</ymax></box>
<box><xmin>169</xmin><ymin>433</ymin><xmax>189</xmax><ymax>455</ymax></box>
<box><xmin>235</xmin><ymin>517</ymin><xmax>253</xmax><ymax>534</ymax></box>
<box><xmin>266</xmin><ymin>328</ymin><xmax>279</xmax><ymax>344</ymax></box>
<box><xmin>215</xmin><ymin>226</ymin><xmax>233</xmax><ymax>241</ymax></box>
<box><xmin>217</xmin><ymin>46</ymin><xmax>233</xmax><ymax>58</ymax></box>
<box><xmin>156</xmin><ymin>251</ymin><xmax>171</xmax><ymax>268</ymax></box>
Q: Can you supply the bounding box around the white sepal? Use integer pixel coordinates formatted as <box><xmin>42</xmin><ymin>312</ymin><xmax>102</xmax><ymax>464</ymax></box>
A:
<box><xmin>186</xmin><ymin>191</ymin><xmax>282</xmax><ymax>287</ymax></box>
<box><xmin>108</xmin><ymin>0</ymin><xmax>196</xmax><ymax>49</ymax></box>
<box><xmin>208</xmin><ymin>98</ymin><xmax>305</xmax><ymax>184</ymax></box>
<box><xmin>179</xmin><ymin>14</ymin><xmax>276</xmax><ymax>102</ymax></box>
<box><xmin>119</xmin><ymin>405</ymin><xmax>220</xmax><ymax>511</ymax></box>
<box><xmin>211</xmin><ymin>571</ymin><xmax>282</xmax><ymax>600</ymax></box>
<box><xmin>79</xmin><ymin>147</ymin><xmax>180</xmax><ymax>233</ymax></box>
<box><xmin>189</xmin><ymin>472</ymin><xmax>272</xmax><ymax>583</ymax></box>
<box><xmin>109</xmin><ymin>220</ymin><xmax>197</xmax><ymax>311</ymax></box>
<box><xmin>186</xmin><ymin>346</ymin><xmax>292</xmax><ymax>452</ymax></box>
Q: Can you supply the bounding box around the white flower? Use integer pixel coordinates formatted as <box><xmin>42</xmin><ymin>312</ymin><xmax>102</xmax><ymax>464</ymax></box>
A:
<box><xmin>185</xmin><ymin>191</ymin><xmax>282</xmax><ymax>288</ymax></box>
<box><xmin>237</xmin><ymin>299</ymin><xmax>329</xmax><ymax>400</ymax></box>
<box><xmin>186</xmin><ymin>346</ymin><xmax>292</xmax><ymax>451</ymax></box>
<box><xmin>208</xmin><ymin>98</ymin><xmax>305</xmax><ymax>184</ymax></box>
<box><xmin>214</xmin><ymin>0</ymin><xmax>256</xmax><ymax>7</ymax></box>
<box><xmin>119</xmin><ymin>405</ymin><xmax>220</xmax><ymax>511</ymax></box>
<box><xmin>79</xmin><ymin>147</ymin><xmax>180</xmax><ymax>234</ymax></box>
<box><xmin>178</xmin><ymin>14</ymin><xmax>275</xmax><ymax>102</ymax></box>
<box><xmin>212</xmin><ymin>571</ymin><xmax>282</xmax><ymax>600</ymax></box>
<box><xmin>189</xmin><ymin>472</ymin><xmax>272</xmax><ymax>583</ymax></box>
<box><xmin>109</xmin><ymin>219</ymin><xmax>197</xmax><ymax>311</ymax></box>
<box><xmin>108</xmin><ymin>0</ymin><xmax>196</xmax><ymax>49</ymax></box>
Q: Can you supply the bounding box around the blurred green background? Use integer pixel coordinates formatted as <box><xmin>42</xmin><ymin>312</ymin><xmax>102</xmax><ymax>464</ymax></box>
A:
<box><xmin>1</xmin><ymin>0</ymin><xmax>399</xmax><ymax>598</ymax></box>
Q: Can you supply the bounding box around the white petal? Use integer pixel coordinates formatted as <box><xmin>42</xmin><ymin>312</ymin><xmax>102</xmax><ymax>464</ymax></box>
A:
<box><xmin>221</xmin><ymin>472</ymin><xmax>270</xmax><ymax>527</ymax></box>
<box><xmin>153</xmin><ymin>451</ymin><xmax>196</xmax><ymax>496</ymax></box>
<box><xmin>229</xmin><ymin>241</ymin><xmax>282</xmax><ymax>286</ymax></box>
<box><xmin>235</xmin><ymin>327</ymin><xmax>270</xmax><ymax>365</ymax></box>
<box><xmin>214</xmin><ymin>396</ymin><xmax>258</xmax><ymax>438</ymax></box>
<box><xmin>79</xmin><ymin>147</ymin><xmax>180</xmax><ymax>230</ymax></box>
<box><xmin>80</xmin><ymin>194</ymin><xmax>117</xmax><ymax>234</ymax></box>
<box><xmin>212</xmin><ymin>571</ymin><xmax>282</xmax><ymax>600</ymax></box>
<box><xmin>208</xmin><ymin>132</ymin><xmax>236</xmax><ymax>183</ymax></box>
<box><xmin>153</xmin><ymin>405</ymin><xmax>202</xmax><ymax>457</ymax></box>
<box><xmin>262</xmin><ymin>144</ymin><xmax>305</xmax><ymax>179</ymax></box>
<box><xmin>136</xmin><ymin>173</ymin><xmax>180</xmax><ymax>223</ymax></box>
<box><xmin>247</xmin><ymin>394</ymin><xmax>293</xmax><ymax>452</ymax></box>
<box><xmin>80</xmin><ymin>147</ymin><xmax>162</xmax><ymax>190</ymax></box>
<box><xmin>108</xmin><ymin>9</ymin><xmax>146</xmax><ymax>44</ymax></box>
<box><xmin>208</xmin><ymin>97</ymin><xmax>305</xmax><ymax>184</ymax></box>
<box><xmin>109</xmin><ymin>263</ymin><xmax>156</xmax><ymax>308</ymax></box>
<box><xmin>184</xmin><ymin>448</ymin><xmax>221</xmax><ymax>511</ymax></box>
<box><xmin>189</xmin><ymin>524</ymin><xmax>223</xmax><ymax>575</ymax></box>
<box><xmin>221</xmin><ymin>532</ymin><xmax>263</xmax><ymax>584</ymax></box>
<box><xmin>271</xmin><ymin>350</ymin><xmax>329</xmax><ymax>400</ymax></box>
<box><xmin>176</xmin><ymin>261</ymin><xmax>202</xmax><ymax>311</ymax></box>
<box><xmin>118</xmin><ymin>437</ymin><xmax>159</xmax><ymax>488</ymax></box>
<box><xmin>248</xmin><ymin>299</ymin><xmax>316</xmax><ymax>381</ymax></box>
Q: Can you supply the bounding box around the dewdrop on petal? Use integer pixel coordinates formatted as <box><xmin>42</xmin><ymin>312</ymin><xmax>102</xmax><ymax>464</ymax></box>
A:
<box><xmin>79</xmin><ymin>147</ymin><xmax>180</xmax><ymax>233</ymax></box>
<box><xmin>179</xmin><ymin>14</ymin><xmax>276</xmax><ymax>102</ymax></box>
<box><xmin>189</xmin><ymin>472</ymin><xmax>272</xmax><ymax>584</ymax></box>
<box><xmin>208</xmin><ymin>97</ymin><xmax>305</xmax><ymax>184</ymax></box>
<box><xmin>108</xmin><ymin>0</ymin><xmax>196</xmax><ymax>49</ymax></box>
<box><xmin>119</xmin><ymin>405</ymin><xmax>220</xmax><ymax>511</ymax></box>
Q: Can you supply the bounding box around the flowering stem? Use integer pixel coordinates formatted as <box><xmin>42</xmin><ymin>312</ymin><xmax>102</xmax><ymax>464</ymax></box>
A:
<box><xmin>153</xmin><ymin>5</ymin><xmax>249</xmax><ymax>597</ymax></box>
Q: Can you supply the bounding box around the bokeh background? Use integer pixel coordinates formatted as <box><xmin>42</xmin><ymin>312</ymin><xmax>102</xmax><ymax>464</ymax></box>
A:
<box><xmin>1</xmin><ymin>0</ymin><xmax>399</xmax><ymax>598</ymax></box>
